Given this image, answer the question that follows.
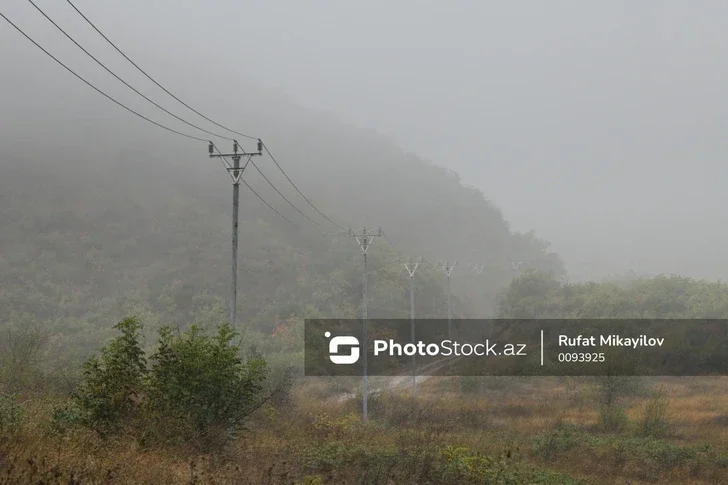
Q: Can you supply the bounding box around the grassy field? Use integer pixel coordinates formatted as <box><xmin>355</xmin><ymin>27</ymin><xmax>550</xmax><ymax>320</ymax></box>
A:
<box><xmin>2</xmin><ymin>377</ymin><xmax>728</xmax><ymax>484</ymax></box>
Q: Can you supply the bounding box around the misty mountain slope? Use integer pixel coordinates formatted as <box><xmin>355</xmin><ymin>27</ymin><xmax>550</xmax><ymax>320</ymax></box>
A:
<box><xmin>0</xmin><ymin>61</ymin><xmax>563</xmax><ymax>358</ymax></box>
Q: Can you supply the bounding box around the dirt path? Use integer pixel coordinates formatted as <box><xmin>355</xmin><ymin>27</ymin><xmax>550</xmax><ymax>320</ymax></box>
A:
<box><xmin>333</xmin><ymin>357</ymin><xmax>460</xmax><ymax>402</ymax></box>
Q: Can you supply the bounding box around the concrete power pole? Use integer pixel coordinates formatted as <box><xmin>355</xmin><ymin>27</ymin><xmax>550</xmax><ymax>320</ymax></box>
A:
<box><xmin>438</xmin><ymin>261</ymin><xmax>457</xmax><ymax>339</ymax></box>
<box><xmin>403</xmin><ymin>256</ymin><xmax>423</xmax><ymax>396</ymax></box>
<box><xmin>349</xmin><ymin>226</ymin><xmax>381</xmax><ymax>423</ymax></box>
<box><xmin>209</xmin><ymin>140</ymin><xmax>262</xmax><ymax>329</ymax></box>
<box><xmin>468</xmin><ymin>262</ymin><xmax>488</xmax><ymax>340</ymax></box>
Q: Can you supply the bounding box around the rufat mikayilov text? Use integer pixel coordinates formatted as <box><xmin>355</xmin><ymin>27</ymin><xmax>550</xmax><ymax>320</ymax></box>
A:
<box><xmin>559</xmin><ymin>335</ymin><xmax>665</xmax><ymax>349</ymax></box>
<box><xmin>373</xmin><ymin>339</ymin><xmax>528</xmax><ymax>357</ymax></box>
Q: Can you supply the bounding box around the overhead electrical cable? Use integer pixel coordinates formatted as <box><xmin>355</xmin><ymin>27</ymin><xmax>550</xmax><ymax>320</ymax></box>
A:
<box><xmin>260</xmin><ymin>142</ymin><xmax>345</xmax><ymax>229</ymax></box>
<box><xmin>0</xmin><ymin>11</ymin><xmax>209</xmax><ymax>143</ymax></box>
<box><xmin>248</xmin><ymin>159</ymin><xmax>324</xmax><ymax>228</ymax></box>
<box><xmin>27</xmin><ymin>0</ymin><xmax>232</xmax><ymax>142</ymax></box>
<box><xmin>63</xmin><ymin>0</ymin><xmax>344</xmax><ymax>229</ymax></box>
<box><xmin>64</xmin><ymin>0</ymin><xmax>258</xmax><ymax>141</ymax></box>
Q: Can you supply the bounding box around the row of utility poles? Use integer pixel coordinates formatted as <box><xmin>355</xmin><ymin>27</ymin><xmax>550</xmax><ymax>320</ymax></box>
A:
<box><xmin>208</xmin><ymin>141</ymin><xmax>528</xmax><ymax>424</ymax></box>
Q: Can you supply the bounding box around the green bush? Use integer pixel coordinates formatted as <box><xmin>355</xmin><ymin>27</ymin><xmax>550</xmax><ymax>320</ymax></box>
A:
<box><xmin>68</xmin><ymin>316</ymin><xmax>269</xmax><ymax>447</ymax></box>
<box><xmin>143</xmin><ymin>324</ymin><xmax>268</xmax><ymax>446</ymax></box>
<box><xmin>72</xmin><ymin>316</ymin><xmax>147</xmax><ymax>435</ymax></box>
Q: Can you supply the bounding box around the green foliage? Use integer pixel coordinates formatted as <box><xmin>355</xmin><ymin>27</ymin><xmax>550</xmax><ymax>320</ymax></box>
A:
<box><xmin>72</xmin><ymin>316</ymin><xmax>147</xmax><ymax>435</ymax></box>
<box><xmin>0</xmin><ymin>393</ymin><xmax>23</xmax><ymax>435</ymax></box>
<box><xmin>301</xmin><ymin>441</ymin><xmax>583</xmax><ymax>485</ymax></box>
<box><xmin>48</xmin><ymin>401</ymin><xmax>83</xmax><ymax>436</ymax></box>
<box><xmin>532</xmin><ymin>424</ymin><xmax>582</xmax><ymax>460</ymax></box>
<box><xmin>144</xmin><ymin>323</ymin><xmax>268</xmax><ymax>445</ymax></box>
<box><xmin>531</xmin><ymin>427</ymin><xmax>728</xmax><ymax>480</ymax></box>
<box><xmin>0</xmin><ymin>145</ymin><xmax>564</xmax><ymax>362</ymax></box>
<box><xmin>68</xmin><ymin>317</ymin><xmax>268</xmax><ymax>447</ymax></box>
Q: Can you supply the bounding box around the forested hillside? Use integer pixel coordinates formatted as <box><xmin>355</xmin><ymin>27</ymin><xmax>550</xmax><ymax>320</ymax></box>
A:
<box><xmin>0</xmin><ymin>85</ymin><xmax>563</xmax><ymax>364</ymax></box>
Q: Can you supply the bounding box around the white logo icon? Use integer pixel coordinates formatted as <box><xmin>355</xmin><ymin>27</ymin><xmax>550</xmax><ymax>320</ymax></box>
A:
<box><xmin>325</xmin><ymin>331</ymin><xmax>360</xmax><ymax>364</ymax></box>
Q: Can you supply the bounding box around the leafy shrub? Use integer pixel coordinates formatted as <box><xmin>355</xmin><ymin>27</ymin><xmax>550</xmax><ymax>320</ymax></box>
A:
<box><xmin>71</xmin><ymin>316</ymin><xmax>147</xmax><ymax>435</ymax></box>
<box><xmin>68</xmin><ymin>316</ymin><xmax>269</xmax><ymax>448</ymax></box>
<box><xmin>144</xmin><ymin>324</ymin><xmax>268</xmax><ymax>446</ymax></box>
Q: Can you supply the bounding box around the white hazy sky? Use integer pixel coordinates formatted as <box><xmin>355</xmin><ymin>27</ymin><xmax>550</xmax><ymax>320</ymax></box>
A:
<box><xmin>4</xmin><ymin>0</ymin><xmax>728</xmax><ymax>279</ymax></box>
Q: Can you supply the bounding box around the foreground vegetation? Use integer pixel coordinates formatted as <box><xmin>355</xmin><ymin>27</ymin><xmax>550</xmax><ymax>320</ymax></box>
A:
<box><xmin>5</xmin><ymin>373</ymin><xmax>728</xmax><ymax>484</ymax></box>
<box><xmin>5</xmin><ymin>270</ymin><xmax>728</xmax><ymax>483</ymax></box>
<box><xmin>6</xmin><ymin>129</ymin><xmax>728</xmax><ymax>481</ymax></box>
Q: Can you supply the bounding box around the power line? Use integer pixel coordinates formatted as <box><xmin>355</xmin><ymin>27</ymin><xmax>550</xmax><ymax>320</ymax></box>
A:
<box><xmin>261</xmin><ymin>142</ymin><xmax>344</xmax><ymax>229</ymax></box>
<box><xmin>17</xmin><ymin>3</ymin><xmax>351</xmax><ymax>237</ymax></box>
<box><xmin>61</xmin><ymin>0</ymin><xmax>347</xmax><ymax>230</ymax></box>
<box><xmin>27</xmin><ymin>0</ymin><xmax>232</xmax><ymax>142</ymax></box>
<box><xmin>248</xmin><ymin>158</ymin><xmax>324</xmax><ymax>228</ymax></box>
<box><xmin>0</xmin><ymin>11</ymin><xmax>208</xmax><ymax>143</ymax></box>
<box><xmin>64</xmin><ymin>0</ymin><xmax>258</xmax><ymax>141</ymax></box>
<box><xmin>380</xmin><ymin>229</ymin><xmax>398</xmax><ymax>252</ymax></box>
<box><xmin>241</xmin><ymin>179</ymin><xmax>297</xmax><ymax>227</ymax></box>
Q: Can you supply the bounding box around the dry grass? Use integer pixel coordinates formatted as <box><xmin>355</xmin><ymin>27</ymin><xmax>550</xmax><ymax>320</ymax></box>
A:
<box><xmin>3</xmin><ymin>377</ymin><xmax>728</xmax><ymax>484</ymax></box>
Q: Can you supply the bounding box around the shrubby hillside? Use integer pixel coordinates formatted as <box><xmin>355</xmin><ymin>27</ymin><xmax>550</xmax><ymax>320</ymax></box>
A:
<box><xmin>0</xmin><ymin>84</ymin><xmax>563</xmax><ymax>364</ymax></box>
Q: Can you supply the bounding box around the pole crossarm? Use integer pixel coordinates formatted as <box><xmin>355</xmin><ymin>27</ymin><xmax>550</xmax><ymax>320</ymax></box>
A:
<box><xmin>209</xmin><ymin>140</ymin><xmax>263</xmax><ymax>184</ymax></box>
<box><xmin>439</xmin><ymin>260</ymin><xmax>457</xmax><ymax>276</ymax></box>
<box><xmin>348</xmin><ymin>227</ymin><xmax>382</xmax><ymax>254</ymax></box>
<box><xmin>468</xmin><ymin>262</ymin><xmax>486</xmax><ymax>274</ymax></box>
<box><xmin>403</xmin><ymin>256</ymin><xmax>424</xmax><ymax>278</ymax></box>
